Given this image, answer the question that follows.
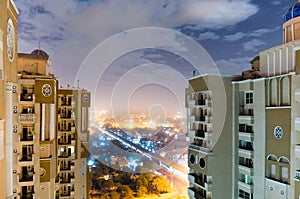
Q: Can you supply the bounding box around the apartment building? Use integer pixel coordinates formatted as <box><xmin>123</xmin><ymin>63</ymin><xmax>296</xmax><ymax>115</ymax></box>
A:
<box><xmin>0</xmin><ymin>1</ymin><xmax>91</xmax><ymax>198</ymax></box>
<box><xmin>56</xmin><ymin>88</ymin><xmax>90</xmax><ymax>199</ymax></box>
<box><xmin>186</xmin><ymin>1</ymin><xmax>300</xmax><ymax>199</ymax></box>
<box><xmin>15</xmin><ymin>49</ymin><xmax>58</xmax><ymax>199</ymax></box>
<box><xmin>186</xmin><ymin>75</ymin><xmax>240</xmax><ymax>199</ymax></box>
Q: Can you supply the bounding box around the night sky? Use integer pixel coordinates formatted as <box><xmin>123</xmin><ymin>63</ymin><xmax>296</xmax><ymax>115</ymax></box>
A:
<box><xmin>13</xmin><ymin>0</ymin><xmax>297</xmax><ymax>117</ymax></box>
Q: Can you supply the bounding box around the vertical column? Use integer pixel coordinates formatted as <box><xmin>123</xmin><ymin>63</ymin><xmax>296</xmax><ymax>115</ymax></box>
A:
<box><xmin>41</xmin><ymin>103</ymin><xmax>45</xmax><ymax>141</ymax></box>
<box><xmin>267</xmin><ymin>53</ymin><xmax>270</xmax><ymax>77</ymax></box>
<box><xmin>286</xmin><ymin>46</ymin><xmax>289</xmax><ymax>73</ymax></box>
<box><xmin>5</xmin><ymin>82</ymin><xmax>13</xmax><ymax>198</ymax></box>
<box><xmin>50</xmin><ymin>104</ymin><xmax>55</xmax><ymax>140</ymax></box>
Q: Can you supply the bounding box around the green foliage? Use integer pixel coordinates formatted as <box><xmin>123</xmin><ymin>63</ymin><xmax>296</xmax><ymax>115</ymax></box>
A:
<box><xmin>116</xmin><ymin>185</ymin><xmax>134</xmax><ymax>199</ymax></box>
<box><xmin>136</xmin><ymin>186</ymin><xmax>147</xmax><ymax>197</ymax></box>
<box><xmin>151</xmin><ymin>175</ymin><xmax>171</xmax><ymax>194</ymax></box>
<box><xmin>100</xmin><ymin>179</ymin><xmax>114</xmax><ymax>191</ymax></box>
<box><xmin>110</xmin><ymin>191</ymin><xmax>121</xmax><ymax>199</ymax></box>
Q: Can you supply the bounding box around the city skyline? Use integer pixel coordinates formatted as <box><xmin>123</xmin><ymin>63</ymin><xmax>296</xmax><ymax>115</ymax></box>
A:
<box><xmin>12</xmin><ymin>0</ymin><xmax>296</xmax><ymax>123</ymax></box>
<box><xmin>13</xmin><ymin>0</ymin><xmax>296</xmax><ymax>117</ymax></box>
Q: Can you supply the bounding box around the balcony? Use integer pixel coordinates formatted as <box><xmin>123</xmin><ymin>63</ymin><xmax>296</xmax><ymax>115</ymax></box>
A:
<box><xmin>195</xmin><ymin>130</ymin><xmax>205</xmax><ymax>139</ymax></box>
<box><xmin>20</xmin><ymin>133</ymin><xmax>34</xmax><ymax>142</ymax></box>
<box><xmin>20</xmin><ymin>154</ymin><xmax>34</xmax><ymax>162</ymax></box>
<box><xmin>58</xmin><ymin>136</ymin><xmax>72</xmax><ymax>145</ymax></box>
<box><xmin>188</xmin><ymin>115</ymin><xmax>195</xmax><ymax>122</ymax></box>
<box><xmin>60</xmin><ymin>176</ymin><xmax>73</xmax><ymax>184</ymax></box>
<box><xmin>238</xmin><ymin>181</ymin><xmax>253</xmax><ymax>193</ymax></box>
<box><xmin>188</xmin><ymin>188</ymin><xmax>195</xmax><ymax>198</ymax></box>
<box><xmin>60</xmin><ymin>165</ymin><xmax>71</xmax><ymax>171</ymax></box>
<box><xmin>205</xmin><ymin>98</ymin><xmax>212</xmax><ymax>107</ymax></box>
<box><xmin>205</xmin><ymin>116</ymin><xmax>212</xmax><ymax>124</ymax></box>
<box><xmin>19</xmin><ymin>114</ymin><xmax>35</xmax><ymax>122</ymax></box>
<box><xmin>293</xmin><ymin>170</ymin><xmax>300</xmax><ymax>181</ymax></box>
<box><xmin>238</xmin><ymin>132</ymin><xmax>254</xmax><ymax>142</ymax></box>
<box><xmin>238</xmin><ymin>164</ymin><xmax>254</xmax><ymax>176</ymax></box>
<box><xmin>189</xmin><ymin>144</ymin><xmax>212</xmax><ymax>154</ymax></box>
<box><xmin>20</xmin><ymin>194</ymin><xmax>34</xmax><ymax>199</ymax></box>
<box><xmin>19</xmin><ymin>172</ymin><xmax>34</xmax><ymax>182</ymax></box>
<box><xmin>60</xmin><ymin>190</ymin><xmax>71</xmax><ymax>197</ymax></box>
<box><xmin>194</xmin><ymin>180</ymin><xmax>212</xmax><ymax>191</ymax></box>
<box><xmin>295</xmin><ymin>118</ymin><xmax>300</xmax><ymax>132</ymax></box>
<box><xmin>238</xmin><ymin>116</ymin><xmax>254</xmax><ymax>124</ymax></box>
<box><xmin>238</xmin><ymin>149</ymin><xmax>254</xmax><ymax>159</ymax></box>
<box><xmin>295</xmin><ymin>145</ymin><xmax>300</xmax><ymax>159</ymax></box>
<box><xmin>58</xmin><ymin>152</ymin><xmax>73</xmax><ymax>159</ymax></box>
<box><xmin>20</xmin><ymin>92</ymin><xmax>34</xmax><ymax>102</ymax></box>
<box><xmin>188</xmin><ymin>174</ymin><xmax>195</xmax><ymax>186</ymax></box>
<box><xmin>188</xmin><ymin>100</ymin><xmax>196</xmax><ymax>107</ymax></box>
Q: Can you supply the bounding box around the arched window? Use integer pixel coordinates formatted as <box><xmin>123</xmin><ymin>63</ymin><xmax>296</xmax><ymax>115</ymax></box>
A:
<box><xmin>267</xmin><ymin>154</ymin><xmax>278</xmax><ymax>161</ymax></box>
<box><xmin>280</xmin><ymin>77</ymin><xmax>290</xmax><ymax>106</ymax></box>
<box><xmin>269</xmin><ymin>79</ymin><xmax>277</xmax><ymax>106</ymax></box>
<box><xmin>278</xmin><ymin>156</ymin><xmax>290</xmax><ymax>164</ymax></box>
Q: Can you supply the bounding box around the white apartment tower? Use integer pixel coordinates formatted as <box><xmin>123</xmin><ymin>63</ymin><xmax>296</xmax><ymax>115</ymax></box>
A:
<box><xmin>186</xmin><ymin>1</ymin><xmax>300</xmax><ymax>199</ymax></box>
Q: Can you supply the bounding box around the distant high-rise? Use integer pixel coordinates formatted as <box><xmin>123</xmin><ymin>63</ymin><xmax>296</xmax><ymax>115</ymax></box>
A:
<box><xmin>186</xmin><ymin>1</ymin><xmax>300</xmax><ymax>199</ymax></box>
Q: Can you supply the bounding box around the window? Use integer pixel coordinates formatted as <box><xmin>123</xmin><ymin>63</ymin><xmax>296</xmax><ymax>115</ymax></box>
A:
<box><xmin>239</xmin><ymin>140</ymin><xmax>253</xmax><ymax>151</ymax></box>
<box><xmin>239</xmin><ymin>189</ymin><xmax>253</xmax><ymax>199</ymax></box>
<box><xmin>269</xmin><ymin>164</ymin><xmax>276</xmax><ymax>179</ymax></box>
<box><xmin>280</xmin><ymin>166</ymin><xmax>288</xmax><ymax>183</ymax></box>
<box><xmin>245</xmin><ymin>92</ymin><xmax>253</xmax><ymax>104</ymax></box>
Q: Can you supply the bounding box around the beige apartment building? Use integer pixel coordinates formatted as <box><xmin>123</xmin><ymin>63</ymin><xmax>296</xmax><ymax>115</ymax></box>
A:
<box><xmin>57</xmin><ymin>88</ymin><xmax>90</xmax><ymax>199</ymax></box>
<box><xmin>186</xmin><ymin>1</ymin><xmax>300</xmax><ymax>199</ymax></box>
<box><xmin>0</xmin><ymin>0</ymin><xmax>91</xmax><ymax>198</ymax></box>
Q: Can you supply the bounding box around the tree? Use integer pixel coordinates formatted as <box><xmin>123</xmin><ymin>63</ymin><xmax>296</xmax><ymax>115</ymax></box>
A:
<box><xmin>100</xmin><ymin>179</ymin><xmax>114</xmax><ymax>191</ymax></box>
<box><xmin>118</xmin><ymin>172</ymin><xmax>134</xmax><ymax>186</ymax></box>
<box><xmin>136</xmin><ymin>172</ymin><xmax>153</xmax><ymax>194</ymax></box>
<box><xmin>110</xmin><ymin>191</ymin><xmax>121</xmax><ymax>199</ymax></box>
<box><xmin>151</xmin><ymin>175</ymin><xmax>171</xmax><ymax>194</ymax></box>
<box><xmin>136</xmin><ymin>186</ymin><xmax>147</xmax><ymax>197</ymax></box>
<box><xmin>116</xmin><ymin>185</ymin><xmax>134</xmax><ymax>199</ymax></box>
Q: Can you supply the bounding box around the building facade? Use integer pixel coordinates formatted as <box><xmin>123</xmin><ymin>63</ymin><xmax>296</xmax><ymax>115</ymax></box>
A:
<box><xmin>57</xmin><ymin>88</ymin><xmax>90</xmax><ymax>199</ymax></box>
<box><xmin>186</xmin><ymin>1</ymin><xmax>300</xmax><ymax>199</ymax></box>
<box><xmin>0</xmin><ymin>1</ymin><xmax>91</xmax><ymax>198</ymax></box>
<box><xmin>0</xmin><ymin>0</ymin><xmax>19</xmax><ymax>198</ymax></box>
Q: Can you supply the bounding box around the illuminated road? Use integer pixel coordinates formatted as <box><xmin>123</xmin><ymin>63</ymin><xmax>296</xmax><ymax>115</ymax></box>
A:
<box><xmin>94</xmin><ymin>126</ymin><xmax>189</xmax><ymax>179</ymax></box>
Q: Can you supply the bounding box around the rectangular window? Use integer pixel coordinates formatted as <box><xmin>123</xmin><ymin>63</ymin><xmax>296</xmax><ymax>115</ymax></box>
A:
<box><xmin>280</xmin><ymin>166</ymin><xmax>288</xmax><ymax>183</ymax></box>
<box><xmin>269</xmin><ymin>164</ymin><xmax>276</xmax><ymax>179</ymax></box>
<box><xmin>245</xmin><ymin>92</ymin><xmax>253</xmax><ymax>104</ymax></box>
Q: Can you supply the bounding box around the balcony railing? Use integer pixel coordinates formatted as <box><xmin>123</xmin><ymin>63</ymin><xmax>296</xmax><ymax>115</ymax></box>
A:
<box><xmin>20</xmin><ymin>173</ymin><xmax>34</xmax><ymax>182</ymax></box>
<box><xmin>294</xmin><ymin>170</ymin><xmax>300</xmax><ymax>181</ymax></box>
<box><xmin>20</xmin><ymin>194</ymin><xmax>34</xmax><ymax>199</ymax></box>
<box><xmin>20</xmin><ymin>93</ymin><xmax>34</xmax><ymax>102</ymax></box>
<box><xmin>58</xmin><ymin>137</ymin><xmax>72</xmax><ymax>145</ymax></box>
<box><xmin>205</xmin><ymin>98</ymin><xmax>212</xmax><ymax>107</ymax></box>
<box><xmin>195</xmin><ymin>130</ymin><xmax>205</xmax><ymax>138</ymax></box>
<box><xmin>19</xmin><ymin>114</ymin><xmax>35</xmax><ymax>122</ymax></box>
<box><xmin>189</xmin><ymin>144</ymin><xmax>212</xmax><ymax>154</ymax></box>
<box><xmin>60</xmin><ymin>190</ymin><xmax>71</xmax><ymax>197</ymax></box>
<box><xmin>205</xmin><ymin>116</ymin><xmax>212</xmax><ymax>123</ymax></box>
<box><xmin>20</xmin><ymin>154</ymin><xmax>33</xmax><ymax>162</ymax></box>
<box><xmin>20</xmin><ymin>135</ymin><xmax>34</xmax><ymax>142</ymax></box>
<box><xmin>60</xmin><ymin>166</ymin><xmax>71</xmax><ymax>171</ymax></box>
